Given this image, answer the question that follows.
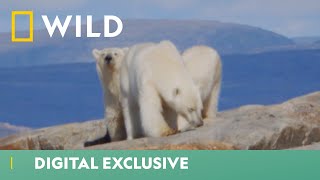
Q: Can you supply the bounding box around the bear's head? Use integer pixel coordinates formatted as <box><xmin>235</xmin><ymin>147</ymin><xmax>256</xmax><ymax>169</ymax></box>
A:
<box><xmin>92</xmin><ymin>47</ymin><xmax>129</xmax><ymax>72</ymax></box>
<box><xmin>170</xmin><ymin>86</ymin><xmax>203</xmax><ymax>128</ymax></box>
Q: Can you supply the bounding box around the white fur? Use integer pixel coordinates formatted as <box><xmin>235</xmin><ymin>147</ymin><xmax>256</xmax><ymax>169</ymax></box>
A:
<box><xmin>179</xmin><ymin>46</ymin><xmax>222</xmax><ymax>130</ymax></box>
<box><xmin>120</xmin><ymin>41</ymin><xmax>203</xmax><ymax>139</ymax></box>
<box><xmin>92</xmin><ymin>47</ymin><xmax>129</xmax><ymax>141</ymax></box>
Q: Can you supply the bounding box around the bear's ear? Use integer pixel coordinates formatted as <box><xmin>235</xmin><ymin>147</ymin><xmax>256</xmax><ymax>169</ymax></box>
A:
<box><xmin>173</xmin><ymin>88</ymin><xmax>181</xmax><ymax>97</ymax></box>
<box><xmin>92</xmin><ymin>49</ymin><xmax>101</xmax><ymax>60</ymax></box>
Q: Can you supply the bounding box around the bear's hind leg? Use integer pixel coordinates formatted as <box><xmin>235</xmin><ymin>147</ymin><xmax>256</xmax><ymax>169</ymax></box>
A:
<box><xmin>122</xmin><ymin>95</ymin><xmax>137</xmax><ymax>140</ymax></box>
<box><xmin>203</xmin><ymin>76</ymin><xmax>221</xmax><ymax>123</ymax></box>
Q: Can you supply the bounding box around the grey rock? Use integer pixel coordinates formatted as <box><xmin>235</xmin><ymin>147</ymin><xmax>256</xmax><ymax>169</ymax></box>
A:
<box><xmin>88</xmin><ymin>91</ymin><xmax>320</xmax><ymax>150</ymax></box>
<box><xmin>0</xmin><ymin>120</ymin><xmax>106</xmax><ymax>150</ymax></box>
<box><xmin>290</xmin><ymin>143</ymin><xmax>320</xmax><ymax>150</ymax></box>
<box><xmin>1</xmin><ymin>91</ymin><xmax>319</xmax><ymax>150</ymax></box>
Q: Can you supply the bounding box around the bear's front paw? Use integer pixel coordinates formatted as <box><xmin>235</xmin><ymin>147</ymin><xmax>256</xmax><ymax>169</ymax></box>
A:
<box><xmin>179</xmin><ymin>125</ymin><xmax>196</xmax><ymax>132</ymax></box>
<box><xmin>161</xmin><ymin>128</ymin><xmax>179</xmax><ymax>137</ymax></box>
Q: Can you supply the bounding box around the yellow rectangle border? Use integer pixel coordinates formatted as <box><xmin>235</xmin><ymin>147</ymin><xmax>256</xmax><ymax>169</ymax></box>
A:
<box><xmin>10</xmin><ymin>156</ymin><xmax>13</xmax><ymax>170</ymax></box>
<box><xmin>12</xmin><ymin>11</ymin><xmax>34</xmax><ymax>42</ymax></box>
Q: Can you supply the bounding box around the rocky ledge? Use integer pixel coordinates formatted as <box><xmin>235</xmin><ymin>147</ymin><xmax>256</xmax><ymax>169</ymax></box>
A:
<box><xmin>0</xmin><ymin>91</ymin><xmax>319</xmax><ymax>150</ymax></box>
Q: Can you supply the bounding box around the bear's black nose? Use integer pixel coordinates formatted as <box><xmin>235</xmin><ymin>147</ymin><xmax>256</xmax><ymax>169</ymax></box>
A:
<box><xmin>104</xmin><ymin>54</ymin><xmax>113</xmax><ymax>64</ymax></box>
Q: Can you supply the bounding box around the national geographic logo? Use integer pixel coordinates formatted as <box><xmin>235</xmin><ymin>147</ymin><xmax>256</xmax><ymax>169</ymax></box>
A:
<box><xmin>11</xmin><ymin>11</ymin><xmax>34</xmax><ymax>42</ymax></box>
<box><xmin>11</xmin><ymin>11</ymin><xmax>123</xmax><ymax>43</ymax></box>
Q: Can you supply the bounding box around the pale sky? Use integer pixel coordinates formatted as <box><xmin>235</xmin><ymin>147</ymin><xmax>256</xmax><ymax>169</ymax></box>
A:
<box><xmin>0</xmin><ymin>0</ymin><xmax>319</xmax><ymax>37</ymax></box>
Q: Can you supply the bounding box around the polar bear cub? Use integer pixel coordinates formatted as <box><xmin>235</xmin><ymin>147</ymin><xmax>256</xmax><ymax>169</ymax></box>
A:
<box><xmin>92</xmin><ymin>47</ymin><xmax>129</xmax><ymax>142</ymax></box>
<box><xmin>120</xmin><ymin>41</ymin><xmax>203</xmax><ymax>139</ymax></box>
<box><xmin>178</xmin><ymin>46</ymin><xmax>222</xmax><ymax>130</ymax></box>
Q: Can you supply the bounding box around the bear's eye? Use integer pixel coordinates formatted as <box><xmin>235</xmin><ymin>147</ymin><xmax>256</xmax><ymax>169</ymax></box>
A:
<box><xmin>188</xmin><ymin>108</ymin><xmax>195</xmax><ymax>112</ymax></box>
<box><xmin>114</xmin><ymin>52</ymin><xmax>118</xmax><ymax>56</ymax></box>
<box><xmin>173</xmin><ymin>88</ymin><xmax>181</xmax><ymax>96</ymax></box>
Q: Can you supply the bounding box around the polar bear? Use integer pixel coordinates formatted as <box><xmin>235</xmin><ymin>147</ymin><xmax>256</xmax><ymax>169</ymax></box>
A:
<box><xmin>92</xmin><ymin>47</ymin><xmax>129</xmax><ymax>142</ymax></box>
<box><xmin>178</xmin><ymin>46</ymin><xmax>222</xmax><ymax>131</ymax></box>
<box><xmin>120</xmin><ymin>41</ymin><xmax>203</xmax><ymax>139</ymax></box>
